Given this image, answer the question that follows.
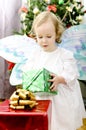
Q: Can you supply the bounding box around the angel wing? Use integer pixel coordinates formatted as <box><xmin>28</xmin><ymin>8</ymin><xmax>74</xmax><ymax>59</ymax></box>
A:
<box><xmin>59</xmin><ymin>24</ymin><xmax>86</xmax><ymax>80</ymax></box>
<box><xmin>0</xmin><ymin>34</ymin><xmax>38</xmax><ymax>63</ymax></box>
<box><xmin>0</xmin><ymin>34</ymin><xmax>39</xmax><ymax>85</ymax></box>
<box><xmin>9</xmin><ymin>62</ymin><xmax>25</xmax><ymax>85</ymax></box>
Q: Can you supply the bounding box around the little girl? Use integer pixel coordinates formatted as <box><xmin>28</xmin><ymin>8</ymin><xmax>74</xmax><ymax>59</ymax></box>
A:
<box><xmin>22</xmin><ymin>11</ymin><xmax>86</xmax><ymax>130</ymax></box>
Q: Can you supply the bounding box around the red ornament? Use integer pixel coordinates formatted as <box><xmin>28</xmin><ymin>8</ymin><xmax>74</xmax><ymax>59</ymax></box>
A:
<box><xmin>47</xmin><ymin>4</ymin><xmax>57</xmax><ymax>13</ymax></box>
<box><xmin>19</xmin><ymin>6</ymin><xmax>28</xmax><ymax>13</ymax></box>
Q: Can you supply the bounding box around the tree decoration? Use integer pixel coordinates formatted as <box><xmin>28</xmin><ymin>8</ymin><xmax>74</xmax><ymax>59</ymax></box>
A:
<box><xmin>19</xmin><ymin>0</ymin><xmax>86</xmax><ymax>35</ymax></box>
<box><xmin>58</xmin><ymin>0</ymin><xmax>64</xmax><ymax>5</ymax></box>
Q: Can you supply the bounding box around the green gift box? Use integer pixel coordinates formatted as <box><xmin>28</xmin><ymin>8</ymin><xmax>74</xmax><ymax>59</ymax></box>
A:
<box><xmin>22</xmin><ymin>68</ymin><xmax>57</xmax><ymax>95</ymax></box>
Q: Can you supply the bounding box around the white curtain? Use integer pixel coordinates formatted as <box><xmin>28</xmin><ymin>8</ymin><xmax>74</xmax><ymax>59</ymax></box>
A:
<box><xmin>0</xmin><ymin>0</ymin><xmax>21</xmax><ymax>38</ymax></box>
<box><xmin>0</xmin><ymin>0</ymin><xmax>22</xmax><ymax>99</ymax></box>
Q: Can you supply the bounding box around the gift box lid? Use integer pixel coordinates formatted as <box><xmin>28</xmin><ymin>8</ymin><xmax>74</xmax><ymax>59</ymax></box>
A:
<box><xmin>0</xmin><ymin>100</ymin><xmax>52</xmax><ymax>116</ymax></box>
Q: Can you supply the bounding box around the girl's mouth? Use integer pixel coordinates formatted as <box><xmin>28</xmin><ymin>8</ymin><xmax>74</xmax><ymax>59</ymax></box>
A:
<box><xmin>43</xmin><ymin>45</ymin><xmax>48</xmax><ymax>47</ymax></box>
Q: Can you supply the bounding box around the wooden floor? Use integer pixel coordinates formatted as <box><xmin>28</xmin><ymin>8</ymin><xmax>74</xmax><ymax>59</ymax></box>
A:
<box><xmin>77</xmin><ymin>118</ymin><xmax>86</xmax><ymax>130</ymax></box>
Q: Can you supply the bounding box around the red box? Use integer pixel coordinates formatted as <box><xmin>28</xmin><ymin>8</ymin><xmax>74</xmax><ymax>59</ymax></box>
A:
<box><xmin>0</xmin><ymin>100</ymin><xmax>52</xmax><ymax>130</ymax></box>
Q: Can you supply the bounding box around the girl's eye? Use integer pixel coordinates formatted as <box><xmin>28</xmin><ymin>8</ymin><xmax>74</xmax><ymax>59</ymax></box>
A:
<box><xmin>47</xmin><ymin>36</ymin><xmax>51</xmax><ymax>38</ymax></box>
<box><xmin>38</xmin><ymin>36</ymin><xmax>42</xmax><ymax>39</ymax></box>
<box><xmin>38</xmin><ymin>36</ymin><xmax>51</xmax><ymax>39</ymax></box>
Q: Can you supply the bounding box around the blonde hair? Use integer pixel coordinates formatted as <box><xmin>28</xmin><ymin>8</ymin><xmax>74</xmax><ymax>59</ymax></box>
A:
<box><xmin>30</xmin><ymin>11</ymin><xmax>65</xmax><ymax>43</ymax></box>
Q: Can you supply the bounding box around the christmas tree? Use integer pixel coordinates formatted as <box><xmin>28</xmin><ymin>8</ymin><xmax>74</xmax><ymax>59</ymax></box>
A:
<box><xmin>19</xmin><ymin>0</ymin><xmax>86</xmax><ymax>35</ymax></box>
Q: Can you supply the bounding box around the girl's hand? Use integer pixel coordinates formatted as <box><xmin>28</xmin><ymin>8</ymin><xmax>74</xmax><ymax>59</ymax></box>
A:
<box><xmin>49</xmin><ymin>73</ymin><xmax>66</xmax><ymax>91</ymax></box>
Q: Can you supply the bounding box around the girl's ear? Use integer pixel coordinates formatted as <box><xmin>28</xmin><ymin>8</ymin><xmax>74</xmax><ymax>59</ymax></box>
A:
<box><xmin>28</xmin><ymin>33</ymin><xmax>37</xmax><ymax>41</ymax></box>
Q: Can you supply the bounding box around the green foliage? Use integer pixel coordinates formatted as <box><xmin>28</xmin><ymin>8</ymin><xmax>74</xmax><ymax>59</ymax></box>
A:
<box><xmin>20</xmin><ymin>0</ymin><xmax>86</xmax><ymax>35</ymax></box>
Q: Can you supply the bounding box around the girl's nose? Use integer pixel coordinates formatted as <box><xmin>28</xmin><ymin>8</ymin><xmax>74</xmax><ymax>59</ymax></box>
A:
<box><xmin>42</xmin><ymin>37</ymin><xmax>46</xmax><ymax>42</ymax></box>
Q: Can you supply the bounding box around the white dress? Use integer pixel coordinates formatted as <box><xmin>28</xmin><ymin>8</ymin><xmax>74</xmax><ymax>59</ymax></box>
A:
<box><xmin>22</xmin><ymin>47</ymin><xmax>86</xmax><ymax>130</ymax></box>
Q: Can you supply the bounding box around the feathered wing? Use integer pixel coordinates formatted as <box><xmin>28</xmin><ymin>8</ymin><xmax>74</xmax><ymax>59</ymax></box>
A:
<box><xmin>0</xmin><ymin>35</ymin><xmax>38</xmax><ymax>63</ymax></box>
<box><xmin>59</xmin><ymin>24</ymin><xmax>86</xmax><ymax>80</ymax></box>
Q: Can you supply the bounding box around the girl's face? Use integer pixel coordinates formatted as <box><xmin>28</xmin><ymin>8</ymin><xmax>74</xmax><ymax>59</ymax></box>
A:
<box><xmin>35</xmin><ymin>20</ymin><xmax>57</xmax><ymax>52</ymax></box>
